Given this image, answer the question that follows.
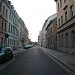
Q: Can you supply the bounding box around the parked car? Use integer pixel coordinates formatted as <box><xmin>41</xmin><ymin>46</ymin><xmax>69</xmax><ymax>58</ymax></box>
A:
<box><xmin>23</xmin><ymin>45</ymin><xmax>33</xmax><ymax>49</ymax></box>
<box><xmin>0</xmin><ymin>47</ymin><xmax>13</xmax><ymax>64</ymax></box>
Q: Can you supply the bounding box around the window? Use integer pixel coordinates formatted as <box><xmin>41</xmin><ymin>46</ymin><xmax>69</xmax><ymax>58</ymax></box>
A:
<box><xmin>50</xmin><ymin>27</ymin><xmax>52</xmax><ymax>34</ymax></box>
<box><xmin>74</xmin><ymin>36</ymin><xmax>75</xmax><ymax>47</ymax></box>
<box><xmin>2</xmin><ymin>21</ymin><xmax>4</xmax><ymax>30</ymax></box>
<box><xmin>14</xmin><ymin>40</ymin><xmax>15</xmax><ymax>46</ymax></box>
<box><xmin>58</xmin><ymin>3</ymin><xmax>59</xmax><ymax>11</ymax></box>
<box><xmin>4</xmin><ymin>38</ymin><xmax>6</xmax><ymax>45</ymax></box>
<box><xmin>6</xmin><ymin>9</ymin><xmax>8</xmax><ymax>17</ymax></box>
<box><xmin>59</xmin><ymin>36</ymin><xmax>60</xmax><ymax>47</ymax></box>
<box><xmin>9</xmin><ymin>12</ymin><xmax>11</xmax><ymax>19</ymax></box>
<box><xmin>11</xmin><ymin>25</ymin><xmax>12</xmax><ymax>33</ymax></box>
<box><xmin>71</xmin><ymin>30</ymin><xmax>75</xmax><ymax>47</ymax></box>
<box><xmin>66</xmin><ymin>33</ymin><xmax>68</xmax><ymax>47</ymax></box>
<box><xmin>13</xmin><ymin>26</ymin><xmax>15</xmax><ymax>34</ymax></box>
<box><xmin>61</xmin><ymin>16</ymin><xmax>63</xmax><ymax>25</ymax></box>
<box><xmin>1</xmin><ymin>37</ymin><xmax>3</xmax><ymax>45</ymax></box>
<box><xmin>64</xmin><ymin>0</ymin><xmax>66</xmax><ymax>3</ymax></box>
<box><xmin>9</xmin><ymin>24</ymin><xmax>10</xmax><ymax>32</ymax></box>
<box><xmin>0</xmin><ymin>2</ymin><xmax>2</xmax><ymax>11</ymax></box>
<box><xmin>58</xmin><ymin>19</ymin><xmax>60</xmax><ymax>26</ymax></box>
<box><xmin>60</xmin><ymin>0</ymin><xmax>62</xmax><ymax>8</ymax></box>
<box><xmin>70</xmin><ymin>5</ymin><xmax>74</xmax><ymax>18</ymax></box>
<box><xmin>8</xmin><ymin>39</ymin><xmax>9</xmax><ymax>46</ymax></box>
<box><xmin>5</xmin><ymin>23</ymin><xmax>7</xmax><ymax>31</ymax></box>
<box><xmin>65</xmin><ymin>11</ymin><xmax>67</xmax><ymax>22</ymax></box>
<box><xmin>3</xmin><ymin>6</ymin><xmax>5</xmax><ymax>14</ymax></box>
<box><xmin>61</xmin><ymin>35</ymin><xmax>63</xmax><ymax>46</ymax></box>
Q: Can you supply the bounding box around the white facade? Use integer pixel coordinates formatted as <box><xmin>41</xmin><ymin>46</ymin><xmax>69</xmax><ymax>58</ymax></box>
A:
<box><xmin>7</xmin><ymin>4</ymin><xmax>20</xmax><ymax>49</ymax></box>
<box><xmin>7</xmin><ymin>1</ymin><xmax>29</xmax><ymax>49</ymax></box>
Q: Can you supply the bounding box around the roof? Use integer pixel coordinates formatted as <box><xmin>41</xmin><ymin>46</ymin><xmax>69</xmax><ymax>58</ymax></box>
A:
<box><xmin>42</xmin><ymin>13</ymin><xmax>57</xmax><ymax>31</ymax></box>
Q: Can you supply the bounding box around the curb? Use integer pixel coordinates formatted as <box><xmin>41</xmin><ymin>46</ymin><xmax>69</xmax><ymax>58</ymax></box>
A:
<box><xmin>41</xmin><ymin>48</ymin><xmax>75</xmax><ymax>75</ymax></box>
<box><xmin>13</xmin><ymin>49</ymin><xmax>24</xmax><ymax>56</ymax></box>
<box><xmin>13</xmin><ymin>51</ymin><xmax>20</xmax><ymax>56</ymax></box>
<box><xmin>46</xmin><ymin>52</ymin><xmax>75</xmax><ymax>75</ymax></box>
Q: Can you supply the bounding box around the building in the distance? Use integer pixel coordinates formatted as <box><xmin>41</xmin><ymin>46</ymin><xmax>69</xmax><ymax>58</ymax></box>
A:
<box><xmin>39</xmin><ymin>19</ymin><xmax>48</xmax><ymax>48</ymax></box>
<box><xmin>19</xmin><ymin>18</ymin><xmax>29</xmax><ymax>47</ymax></box>
<box><xmin>38</xmin><ymin>14</ymin><xmax>57</xmax><ymax>48</ymax></box>
<box><xmin>38</xmin><ymin>31</ymin><xmax>42</xmax><ymax>47</ymax></box>
<box><xmin>46</xmin><ymin>16</ymin><xmax>57</xmax><ymax>50</ymax></box>
<box><xmin>54</xmin><ymin>0</ymin><xmax>75</xmax><ymax>54</ymax></box>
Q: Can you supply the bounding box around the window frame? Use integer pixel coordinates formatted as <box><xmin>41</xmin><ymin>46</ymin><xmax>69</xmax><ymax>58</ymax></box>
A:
<box><xmin>65</xmin><ymin>11</ymin><xmax>67</xmax><ymax>22</ymax></box>
<box><xmin>70</xmin><ymin>5</ymin><xmax>74</xmax><ymax>18</ymax></box>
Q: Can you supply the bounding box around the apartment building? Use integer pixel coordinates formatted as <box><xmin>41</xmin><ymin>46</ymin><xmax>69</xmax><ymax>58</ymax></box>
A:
<box><xmin>7</xmin><ymin>2</ymin><xmax>20</xmax><ymax>49</ymax></box>
<box><xmin>46</xmin><ymin>17</ymin><xmax>57</xmax><ymax>50</ymax></box>
<box><xmin>19</xmin><ymin>18</ymin><xmax>29</xmax><ymax>47</ymax></box>
<box><xmin>38</xmin><ymin>19</ymin><xmax>48</xmax><ymax>47</ymax></box>
<box><xmin>0</xmin><ymin>0</ymin><xmax>9</xmax><ymax>47</ymax></box>
<box><xmin>54</xmin><ymin>0</ymin><xmax>75</xmax><ymax>54</ymax></box>
<box><xmin>0</xmin><ymin>0</ymin><xmax>29</xmax><ymax>49</ymax></box>
<box><xmin>38</xmin><ymin>14</ymin><xmax>57</xmax><ymax>48</ymax></box>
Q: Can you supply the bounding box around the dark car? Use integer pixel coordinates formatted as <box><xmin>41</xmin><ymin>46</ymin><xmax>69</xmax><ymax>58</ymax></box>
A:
<box><xmin>0</xmin><ymin>47</ymin><xmax>13</xmax><ymax>64</ymax></box>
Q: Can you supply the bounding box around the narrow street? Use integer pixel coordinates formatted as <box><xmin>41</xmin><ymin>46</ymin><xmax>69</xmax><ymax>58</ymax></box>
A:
<box><xmin>0</xmin><ymin>46</ymin><xmax>68</xmax><ymax>75</ymax></box>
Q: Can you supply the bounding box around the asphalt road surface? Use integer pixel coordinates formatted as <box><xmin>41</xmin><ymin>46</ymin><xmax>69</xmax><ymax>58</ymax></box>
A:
<box><xmin>0</xmin><ymin>46</ymin><xmax>68</xmax><ymax>75</ymax></box>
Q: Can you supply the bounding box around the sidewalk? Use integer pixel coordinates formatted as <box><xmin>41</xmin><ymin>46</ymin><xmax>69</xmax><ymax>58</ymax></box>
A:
<box><xmin>41</xmin><ymin>47</ymin><xmax>75</xmax><ymax>75</ymax></box>
<box><xmin>13</xmin><ymin>48</ymin><xmax>24</xmax><ymax>55</ymax></box>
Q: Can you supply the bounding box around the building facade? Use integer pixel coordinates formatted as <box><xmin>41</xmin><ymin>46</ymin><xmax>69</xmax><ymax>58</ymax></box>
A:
<box><xmin>46</xmin><ymin>17</ymin><xmax>57</xmax><ymax>50</ymax></box>
<box><xmin>7</xmin><ymin>1</ymin><xmax>21</xmax><ymax>49</ymax></box>
<box><xmin>38</xmin><ymin>14</ymin><xmax>57</xmax><ymax>48</ymax></box>
<box><xmin>19</xmin><ymin>18</ymin><xmax>29</xmax><ymax>47</ymax></box>
<box><xmin>0</xmin><ymin>0</ymin><xmax>29</xmax><ymax>49</ymax></box>
<box><xmin>38</xmin><ymin>31</ymin><xmax>42</xmax><ymax>47</ymax></box>
<box><xmin>0</xmin><ymin>0</ymin><xmax>9</xmax><ymax>47</ymax></box>
<box><xmin>54</xmin><ymin>0</ymin><xmax>75</xmax><ymax>54</ymax></box>
<box><xmin>39</xmin><ymin>19</ymin><xmax>48</xmax><ymax>47</ymax></box>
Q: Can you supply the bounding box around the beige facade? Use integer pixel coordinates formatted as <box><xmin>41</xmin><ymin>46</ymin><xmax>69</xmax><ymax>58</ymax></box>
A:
<box><xmin>54</xmin><ymin>0</ymin><xmax>75</xmax><ymax>54</ymax></box>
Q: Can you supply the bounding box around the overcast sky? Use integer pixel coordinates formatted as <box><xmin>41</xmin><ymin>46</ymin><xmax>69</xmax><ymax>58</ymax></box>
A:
<box><xmin>10</xmin><ymin>0</ymin><xmax>56</xmax><ymax>42</ymax></box>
